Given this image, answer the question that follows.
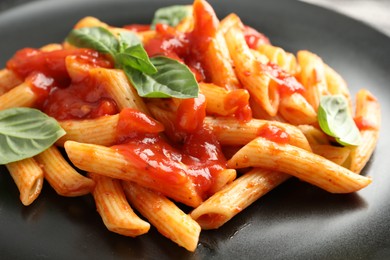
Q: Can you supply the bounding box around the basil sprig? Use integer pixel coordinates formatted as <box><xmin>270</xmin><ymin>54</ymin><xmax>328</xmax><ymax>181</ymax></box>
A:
<box><xmin>66</xmin><ymin>27</ymin><xmax>198</xmax><ymax>99</ymax></box>
<box><xmin>317</xmin><ymin>95</ymin><xmax>361</xmax><ymax>146</ymax></box>
<box><xmin>0</xmin><ymin>108</ymin><xmax>65</xmax><ymax>164</ymax></box>
<box><xmin>151</xmin><ymin>5</ymin><xmax>192</xmax><ymax>29</ymax></box>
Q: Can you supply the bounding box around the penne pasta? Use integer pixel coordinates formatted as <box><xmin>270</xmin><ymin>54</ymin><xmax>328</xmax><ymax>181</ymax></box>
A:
<box><xmin>0</xmin><ymin>69</ymin><xmax>23</xmax><ymax>95</ymax></box>
<box><xmin>225</xmin><ymin>21</ymin><xmax>279</xmax><ymax>116</ymax></box>
<box><xmin>0</xmin><ymin>0</ymin><xmax>381</xmax><ymax>252</ymax></box>
<box><xmin>200</xmin><ymin>82</ymin><xmax>251</xmax><ymax>119</ymax></box>
<box><xmin>34</xmin><ymin>146</ymin><xmax>95</xmax><ymax>197</ymax></box>
<box><xmin>324</xmin><ymin>63</ymin><xmax>352</xmax><ymax>110</ymax></box>
<box><xmin>204</xmin><ymin>116</ymin><xmax>312</xmax><ymax>151</ymax></box>
<box><xmin>57</xmin><ymin>114</ymin><xmax>118</xmax><ymax>146</ymax></box>
<box><xmin>0</xmin><ymin>82</ymin><xmax>37</xmax><ymax>111</ymax></box>
<box><xmin>200</xmin><ymin>13</ymin><xmax>241</xmax><ymax>90</ymax></box>
<box><xmin>227</xmin><ymin>137</ymin><xmax>372</xmax><ymax>193</ymax></box>
<box><xmin>89</xmin><ymin>173</ymin><xmax>150</xmax><ymax>237</ymax></box>
<box><xmin>278</xmin><ymin>92</ymin><xmax>317</xmax><ymax>125</ymax></box>
<box><xmin>64</xmin><ymin>141</ymin><xmax>203</xmax><ymax>207</ymax></box>
<box><xmin>6</xmin><ymin>158</ymin><xmax>44</xmax><ymax>206</ymax></box>
<box><xmin>208</xmin><ymin>168</ymin><xmax>237</xmax><ymax>194</ymax></box>
<box><xmin>297</xmin><ymin>50</ymin><xmax>329</xmax><ymax>110</ymax></box>
<box><xmin>257</xmin><ymin>44</ymin><xmax>298</xmax><ymax>75</ymax></box>
<box><xmin>298</xmin><ymin>124</ymin><xmax>330</xmax><ymax>146</ymax></box>
<box><xmin>122</xmin><ymin>181</ymin><xmax>201</xmax><ymax>252</ymax></box>
<box><xmin>89</xmin><ymin>68</ymin><xmax>150</xmax><ymax>114</ymax></box>
<box><xmin>191</xmin><ymin>168</ymin><xmax>290</xmax><ymax>229</ymax></box>
<box><xmin>348</xmin><ymin>89</ymin><xmax>381</xmax><ymax>174</ymax></box>
<box><xmin>311</xmin><ymin>144</ymin><xmax>351</xmax><ymax>165</ymax></box>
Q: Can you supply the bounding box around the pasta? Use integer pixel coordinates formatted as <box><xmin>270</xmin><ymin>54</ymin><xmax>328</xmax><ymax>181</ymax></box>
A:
<box><xmin>0</xmin><ymin>0</ymin><xmax>381</xmax><ymax>252</ymax></box>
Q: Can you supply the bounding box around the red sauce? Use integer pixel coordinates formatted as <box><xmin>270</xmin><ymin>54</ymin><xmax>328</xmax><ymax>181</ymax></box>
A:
<box><xmin>116</xmin><ymin>108</ymin><xmax>165</xmax><ymax>143</ymax></box>
<box><xmin>144</xmin><ymin>23</ymin><xmax>189</xmax><ymax>60</ymax></box>
<box><xmin>262</xmin><ymin>62</ymin><xmax>304</xmax><ymax>97</ymax></box>
<box><xmin>6</xmin><ymin>48</ymin><xmax>116</xmax><ymax>120</ymax></box>
<box><xmin>143</xmin><ymin>0</ymin><xmax>218</xmax><ymax>83</ymax></box>
<box><xmin>224</xmin><ymin>89</ymin><xmax>252</xmax><ymax>122</ymax></box>
<box><xmin>257</xmin><ymin>124</ymin><xmax>290</xmax><ymax>144</ymax></box>
<box><xmin>113</xmin><ymin>127</ymin><xmax>225</xmax><ymax>198</ymax></box>
<box><xmin>123</xmin><ymin>24</ymin><xmax>151</xmax><ymax>32</ymax></box>
<box><xmin>243</xmin><ymin>25</ymin><xmax>270</xmax><ymax>49</ymax></box>
<box><xmin>354</xmin><ymin>116</ymin><xmax>377</xmax><ymax>131</ymax></box>
<box><xmin>186</xmin><ymin>0</ymin><xmax>218</xmax><ymax>82</ymax></box>
<box><xmin>143</xmin><ymin>23</ymin><xmax>206</xmax><ymax>82</ymax></box>
<box><xmin>113</xmin><ymin>135</ymin><xmax>188</xmax><ymax>185</ymax></box>
<box><xmin>176</xmin><ymin>93</ymin><xmax>206</xmax><ymax>133</ymax></box>
<box><xmin>182</xmin><ymin>128</ymin><xmax>226</xmax><ymax>197</ymax></box>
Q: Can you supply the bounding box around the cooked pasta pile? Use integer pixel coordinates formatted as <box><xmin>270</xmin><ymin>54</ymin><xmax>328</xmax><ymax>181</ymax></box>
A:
<box><xmin>0</xmin><ymin>0</ymin><xmax>380</xmax><ymax>252</ymax></box>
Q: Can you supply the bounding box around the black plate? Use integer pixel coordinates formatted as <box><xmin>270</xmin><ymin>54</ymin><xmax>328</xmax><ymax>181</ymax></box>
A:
<box><xmin>1</xmin><ymin>0</ymin><xmax>390</xmax><ymax>259</ymax></box>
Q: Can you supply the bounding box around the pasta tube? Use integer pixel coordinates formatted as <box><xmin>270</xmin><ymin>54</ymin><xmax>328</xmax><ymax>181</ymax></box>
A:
<box><xmin>227</xmin><ymin>137</ymin><xmax>371</xmax><ymax>193</ymax></box>
<box><xmin>89</xmin><ymin>173</ymin><xmax>150</xmax><ymax>237</ymax></box>
<box><xmin>122</xmin><ymin>181</ymin><xmax>201</xmax><ymax>252</ymax></box>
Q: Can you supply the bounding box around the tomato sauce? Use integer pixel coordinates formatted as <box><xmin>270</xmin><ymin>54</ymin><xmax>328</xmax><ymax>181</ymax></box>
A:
<box><xmin>116</xmin><ymin>108</ymin><xmax>164</xmax><ymax>143</ymax></box>
<box><xmin>6</xmin><ymin>0</ymin><xmax>232</xmax><ymax>198</ymax></box>
<box><xmin>114</xmin><ymin>108</ymin><xmax>225</xmax><ymax>198</ymax></box>
<box><xmin>176</xmin><ymin>93</ymin><xmax>206</xmax><ymax>133</ymax></box>
<box><xmin>224</xmin><ymin>89</ymin><xmax>252</xmax><ymax>122</ymax></box>
<box><xmin>263</xmin><ymin>62</ymin><xmax>305</xmax><ymax>97</ymax></box>
<box><xmin>143</xmin><ymin>0</ymin><xmax>218</xmax><ymax>83</ymax></box>
<box><xmin>123</xmin><ymin>24</ymin><xmax>151</xmax><ymax>32</ymax></box>
<box><xmin>354</xmin><ymin>116</ymin><xmax>377</xmax><ymax>131</ymax></box>
<box><xmin>7</xmin><ymin>48</ymin><xmax>116</xmax><ymax>120</ymax></box>
<box><xmin>243</xmin><ymin>25</ymin><xmax>270</xmax><ymax>49</ymax></box>
<box><xmin>257</xmin><ymin>124</ymin><xmax>290</xmax><ymax>144</ymax></box>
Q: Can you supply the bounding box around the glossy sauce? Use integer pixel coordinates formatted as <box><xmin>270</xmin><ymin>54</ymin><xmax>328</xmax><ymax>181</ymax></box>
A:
<box><xmin>263</xmin><ymin>62</ymin><xmax>305</xmax><ymax>97</ymax></box>
<box><xmin>176</xmin><ymin>93</ymin><xmax>207</xmax><ymax>133</ymax></box>
<box><xmin>7</xmin><ymin>48</ymin><xmax>116</xmax><ymax>120</ymax></box>
<box><xmin>224</xmin><ymin>89</ymin><xmax>252</xmax><ymax>122</ymax></box>
<box><xmin>114</xmin><ymin>108</ymin><xmax>225</xmax><ymax>198</ymax></box>
<box><xmin>257</xmin><ymin>124</ymin><xmax>290</xmax><ymax>144</ymax></box>
<box><xmin>243</xmin><ymin>25</ymin><xmax>270</xmax><ymax>49</ymax></box>
<box><xmin>6</xmin><ymin>4</ymin><xmax>231</xmax><ymax>198</ymax></box>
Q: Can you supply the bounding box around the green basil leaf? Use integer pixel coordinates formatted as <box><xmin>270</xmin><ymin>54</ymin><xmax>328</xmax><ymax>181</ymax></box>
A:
<box><xmin>0</xmin><ymin>108</ymin><xmax>66</xmax><ymax>164</ymax></box>
<box><xmin>66</xmin><ymin>27</ymin><xmax>119</xmax><ymax>58</ymax></box>
<box><xmin>151</xmin><ymin>5</ymin><xmax>192</xmax><ymax>29</ymax></box>
<box><xmin>115</xmin><ymin>44</ymin><xmax>157</xmax><ymax>75</ymax></box>
<box><xmin>118</xmin><ymin>31</ymin><xmax>142</xmax><ymax>52</ymax></box>
<box><xmin>124</xmin><ymin>56</ymin><xmax>199</xmax><ymax>98</ymax></box>
<box><xmin>318</xmin><ymin>95</ymin><xmax>361</xmax><ymax>146</ymax></box>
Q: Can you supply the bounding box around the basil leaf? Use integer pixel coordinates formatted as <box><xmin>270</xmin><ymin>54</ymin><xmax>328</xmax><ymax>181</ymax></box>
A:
<box><xmin>118</xmin><ymin>31</ymin><xmax>142</xmax><ymax>52</ymax></box>
<box><xmin>65</xmin><ymin>26</ymin><xmax>198</xmax><ymax>99</ymax></box>
<box><xmin>124</xmin><ymin>56</ymin><xmax>198</xmax><ymax>98</ymax></box>
<box><xmin>115</xmin><ymin>44</ymin><xmax>157</xmax><ymax>75</ymax></box>
<box><xmin>318</xmin><ymin>95</ymin><xmax>361</xmax><ymax>146</ymax></box>
<box><xmin>151</xmin><ymin>5</ymin><xmax>192</xmax><ymax>29</ymax></box>
<box><xmin>0</xmin><ymin>108</ymin><xmax>66</xmax><ymax>164</ymax></box>
<box><xmin>66</xmin><ymin>27</ymin><xmax>119</xmax><ymax>58</ymax></box>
